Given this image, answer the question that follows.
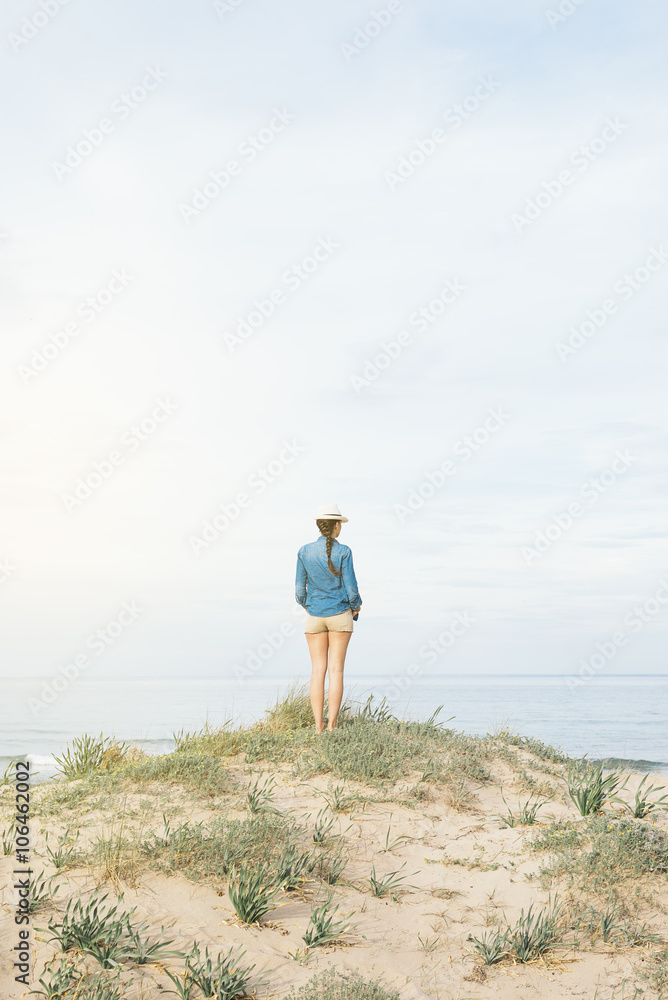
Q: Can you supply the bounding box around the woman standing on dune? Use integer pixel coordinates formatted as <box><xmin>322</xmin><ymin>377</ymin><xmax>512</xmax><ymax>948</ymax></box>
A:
<box><xmin>295</xmin><ymin>504</ymin><xmax>362</xmax><ymax>733</ymax></box>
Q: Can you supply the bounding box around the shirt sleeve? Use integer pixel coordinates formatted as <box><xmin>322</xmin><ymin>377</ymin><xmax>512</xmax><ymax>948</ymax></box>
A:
<box><xmin>340</xmin><ymin>548</ymin><xmax>362</xmax><ymax>610</ymax></box>
<box><xmin>295</xmin><ymin>552</ymin><xmax>308</xmax><ymax>607</ymax></box>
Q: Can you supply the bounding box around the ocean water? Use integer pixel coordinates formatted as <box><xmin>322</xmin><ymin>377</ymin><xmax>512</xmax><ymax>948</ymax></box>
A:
<box><xmin>1</xmin><ymin>675</ymin><xmax>666</xmax><ymax>782</ymax></box>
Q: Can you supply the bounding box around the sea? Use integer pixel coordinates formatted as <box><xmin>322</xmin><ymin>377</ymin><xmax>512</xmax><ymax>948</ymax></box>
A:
<box><xmin>1</xmin><ymin>675</ymin><xmax>667</xmax><ymax>783</ymax></box>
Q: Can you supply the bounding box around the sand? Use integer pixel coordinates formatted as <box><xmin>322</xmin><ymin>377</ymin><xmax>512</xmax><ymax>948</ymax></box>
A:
<box><xmin>1</xmin><ymin>755</ymin><xmax>666</xmax><ymax>999</ymax></box>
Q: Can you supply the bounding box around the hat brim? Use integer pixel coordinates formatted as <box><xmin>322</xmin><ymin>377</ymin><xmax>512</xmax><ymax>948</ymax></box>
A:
<box><xmin>314</xmin><ymin>514</ymin><xmax>348</xmax><ymax>522</ymax></box>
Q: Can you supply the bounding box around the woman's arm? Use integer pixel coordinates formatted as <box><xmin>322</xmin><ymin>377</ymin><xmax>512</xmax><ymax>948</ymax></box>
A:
<box><xmin>295</xmin><ymin>553</ymin><xmax>308</xmax><ymax>607</ymax></box>
<box><xmin>340</xmin><ymin>549</ymin><xmax>362</xmax><ymax>611</ymax></box>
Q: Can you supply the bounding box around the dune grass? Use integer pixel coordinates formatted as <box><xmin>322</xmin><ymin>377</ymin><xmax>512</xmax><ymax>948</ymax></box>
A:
<box><xmin>529</xmin><ymin>814</ymin><xmax>668</xmax><ymax>891</ymax></box>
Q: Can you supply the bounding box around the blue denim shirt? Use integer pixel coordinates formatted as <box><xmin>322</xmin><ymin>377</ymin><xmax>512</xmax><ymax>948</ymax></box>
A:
<box><xmin>295</xmin><ymin>536</ymin><xmax>362</xmax><ymax>617</ymax></box>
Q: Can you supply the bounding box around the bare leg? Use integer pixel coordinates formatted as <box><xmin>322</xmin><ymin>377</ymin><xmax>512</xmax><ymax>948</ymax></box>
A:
<box><xmin>306</xmin><ymin>633</ymin><xmax>329</xmax><ymax>732</ymax></box>
<box><xmin>326</xmin><ymin>632</ymin><xmax>352</xmax><ymax>730</ymax></box>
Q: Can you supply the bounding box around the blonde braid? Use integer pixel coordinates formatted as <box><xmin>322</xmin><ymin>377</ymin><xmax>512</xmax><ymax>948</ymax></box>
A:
<box><xmin>316</xmin><ymin>519</ymin><xmax>342</xmax><ymax>575</ymax></box>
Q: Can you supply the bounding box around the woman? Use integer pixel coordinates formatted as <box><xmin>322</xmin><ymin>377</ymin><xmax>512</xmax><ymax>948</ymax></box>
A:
<box><xmin>295</xmin><ymin>504</ymin><xmax>362</xmax><ymax>733</ymax></box>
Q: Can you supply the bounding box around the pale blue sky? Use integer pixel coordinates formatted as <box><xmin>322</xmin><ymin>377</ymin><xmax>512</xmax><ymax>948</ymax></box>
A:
<box><xmin>1</xmin><ymin>0</ymin><xmax>667</xmax><ymax>690</ymax></box>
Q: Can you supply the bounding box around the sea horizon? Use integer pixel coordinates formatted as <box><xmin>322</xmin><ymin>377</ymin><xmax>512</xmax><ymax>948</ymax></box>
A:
<box><xmin>3</xmin><ymin>674</ymin><xmax>667</xmax><ymax>782</ymax></box>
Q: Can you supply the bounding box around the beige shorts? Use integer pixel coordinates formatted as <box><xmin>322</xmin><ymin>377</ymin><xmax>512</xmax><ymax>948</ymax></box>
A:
<box><xmin>304</xmin><ymin>610</ymin><xmax>354</xmax><ymax>634</ymax></box>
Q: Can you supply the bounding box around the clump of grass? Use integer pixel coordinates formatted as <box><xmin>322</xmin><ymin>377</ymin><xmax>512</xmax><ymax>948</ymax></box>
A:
<box><xmin>115</xmin><ymin>751</ymin><xmax>233</xmax><ymax>799</ymax></box>
<box><xmin>262</xmin><ymin>681</ymin><xmax>320</xmax><ymax>732</ymax></box>
<box><xmin>467</xmin><ymin>926</ymin><xmax>511</xmax><ymax>964</ymax></box>
<box><xmin>322</xmin><ymin>783</ymin><xmax>360</xmax><ymax>814</ymax></box>
<box><xmin>313</xmin><ymin>808</ymin><xmax>336</xmax><ymax>844</ymax></box>
<box><xmin>165</xmin><ymin>942</ymin><xmax>262</xmax><ymax>1000</ymax></box>
<box><xmin>173</xmin><ymin>720</ymin><xmax>241</xmax><ymax>758</ymax></box>
<box><xmin>274</xmin><ymin>843</ymin><xmax>316</xmax><ymax>891</ymax></box>
<box><xmin>245</xmin><ymin>773</ymin><xmax>278</xmax><ymax>814</ymax></box>
<box><xmin>31</xmin><ymin>957</ymin><xmax>82</xmax><ymax>999</ymax></box>
<box><xmin>140</xmin><ymin>810</ymin><xmax>310</xmax><ymax>885</ymax></box>
<box><xmin>530</xmin><ymin>815</ymin><xmax>668</xmax><ymax>890</ymax></box>
<box><xmin>42</xmin><ymin>829</ymin><xmax>81</xmax><ymax>869</ymax></box>
<box><xmin>612</xmin><ymin>773</ymin><xmax>668</xmax><ymax>819</ymax></box>
<box><xmin>227</xmin><ymin>863</ymin><xmax>281</xmax><ymax>924</ymax></box>
<box><xmin>507</xmin><ymin>897</ymin><xmax>563</xmax><ymax>962</ymax></box>
<box><xmin>27</xmin><ymin>870</ymin><xmax>62</xmax><ymax>913</ymax></box>
<box><xmin>42</xmin><ymin>891</ymin><xmax>131</xmax><ymax>967</ymax></box>
<box><xmin>87</xmin><ymin>828</ymin><xmax>140</xmax><ymax>886</ymax></box>
<box><xmin>41</xmin><ymin>890</ymin><xmax>183</xmax><ymax>972</ymax></box>
<box><xmin>2</xmin><ymin>824</ymin><xmax>14</xmax><ymax>855</ymax></box>
<box><xmin>32</xmin><ymin>960</ymin><xmax>125</xmax><ymax>1000</ymax></box>
<box><xmin>302</xmin><ymin>895</ymin><xmax>352</xmax><ymax>948</ymax></box>
<box><xmin>367</xmin><ymin>861</ymin><xmax>417</xmax><ymax>899</ymax></box>
<box><xmin>638</xmin><ymin>948</ymin><xmax>668</xmax><ymax>992</ymax></box>
<box><xmin>53</xmin><ymin>734</ymin><xmax>133</xmax><ymax>779</ymax></box>
<box><xmin>314</xmin><ymin>845</ymin><xmax>348</xmax><ymax>886</ymax></box>
<box><xmin>497</xmin><ymin>791</ymin><xmax>546</xmax><ymax>828</ymax></box>
<box><xmin>493</xmin><ymin>730</ymin><xmax>569</xmax><ymax>764</ymax></box>
<box><xmin>285</xmin><ymin>965</ymin><xmax>401</xmax><ymax>1000</ymax></box>
<box><xmin>567</xmin><ymin>760</ymin><xmax>624</xmax><ymax>816</ymax></box>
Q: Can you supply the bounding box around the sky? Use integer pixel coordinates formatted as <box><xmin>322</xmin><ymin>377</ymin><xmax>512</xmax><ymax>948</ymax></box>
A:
<box><xmin>1</xmin><ymin>0</ymin><xmax>667</xmax><ymax>692</ymax></box>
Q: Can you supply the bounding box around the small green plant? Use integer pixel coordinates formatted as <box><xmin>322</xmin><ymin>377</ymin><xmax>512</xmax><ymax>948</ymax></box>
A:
<box><xmin>567</xmin><ymin>761</ymin><xmax>624</xmax><ymax>816</ymax></box>
<box><xmin>285</xmin><ymin>964</ymin><xmax>401</xmax><ymax>1000</ymax></box>
<box><xmin>173</xmin><ymin>942</ymin><xmax>262</xmax><ymax>1000</ymax></box>
<box><xmin>497</xmin><ymin>791</ymin><xmax>545</xmax><ymax>828</ymax></box>
<box><xmin>467</xmin><ymin>926</ymin><xmax>511</xmax><ymax>965</ymax></box>
<box><xmin>638</xmin><ymin>948</ymin><xmax>668</xmax><ymax>992</ymax></box>
<box><xmin>28</xmin><ymin>871</ymin><xmax>61</xmax><ymax>913</ymax></box>
<box><xmin>381</xmin><ymin>813</ymin><xmax>411</xmax><ymax>852</ymax></box>
<box><xmin>312</xmin><ymin>808</ymin><xmax>336</xmax><ymax>844</ymax></box>
<box><xmin>302</xmin><ymin>895</ymin><xmax>352</xmax><ymax>948</ymax></box>
<box><xmin>245</xmin><ymin>773</ymin><xmax>278</xmax><ymax>815</ymax></box>
<box><xmin>507</xmin><ymin>897</ymin><xmax>563</xmax><ymax>962</ymax></box>
<box><xmin>123</xmin><ymin>922</ymin><xmax>183</xmax><ymax>965</ymax></box>
<box><xmin>273</xmin><ymin>844</ymin><xmax>315</xmax><ymax>892</ymax></box>
<box><xmin>30</xmin><ymin>956</ymin><xmax>82</xmax><ymax>998</ymax></box>
<box><xmin>2</xmin><ymin>825</ymin><xmax>14</xmax><ymax>855</ymax></box>
<box><xmin>612</xmin><ymin>773</ymin><xmax>668</xmax><ymax>819</ymax></box>
<box><xmin>367</xmin><ymin>861</ymin><xmax>417</xmax><ymax>898</ymax></box>
<box><xmin>322</xmin><ymin>783</ymin><xmax>360</xmax><ymax>814</ymax></box>
<box><xmin>315</xmin><ymin>845</ymin><xmax>348</xmax><ymax>885</ymax></box>
<box><xmin>42</xmin><ymin>829</ymin><xmax>81</xmax><ymax>869</ymax></box>
<box><xmin>593</xmin><ymin>981</ymin><xmax>645</xmax><ymax>1000</ymax></box>
<box><xmin>227</xmin><ymin>863</ymin><xmax>280</xmax><ymax>924</ymax></box>
<box><xmin>417</xmin><ymin>933</ymin><xmax>440</xmax><ymax>953</ymax></box>
<box><xmin>53</xmin><ymin>734</ymin><xmax>128</xmax><ymax>779</ymax></box>
<box><xmin>42</xmin><ymin>891</ymin><xmax>129</xmax><ymax>956</ymax></box>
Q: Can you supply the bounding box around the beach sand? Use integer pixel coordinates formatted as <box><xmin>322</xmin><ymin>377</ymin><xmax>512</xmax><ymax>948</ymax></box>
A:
<box><xmin>1</xmin><ymin>706</ymin><xmax>666</xmax><ymax>999</ymax></box>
